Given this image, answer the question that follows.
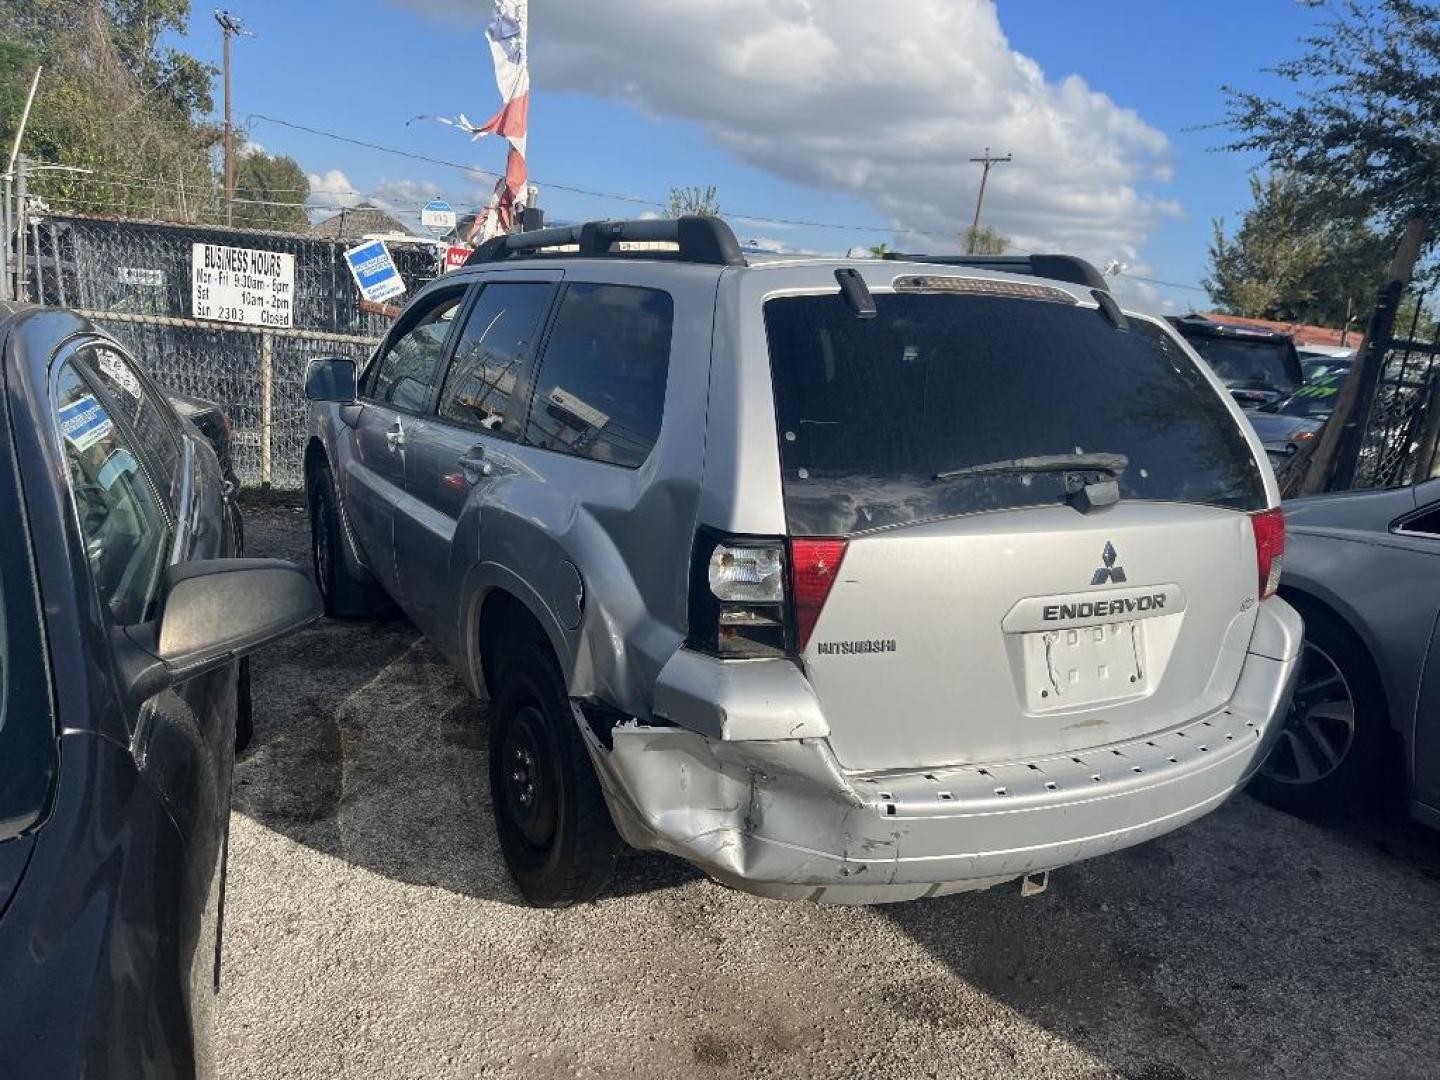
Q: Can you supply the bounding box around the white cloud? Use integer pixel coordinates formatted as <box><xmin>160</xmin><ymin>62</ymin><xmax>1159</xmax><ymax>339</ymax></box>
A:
<box><xmin>306</xmin><ymin>168</ymin><xmax>363</xmax><ymax>221</ymax></box>
<box><xmin>405</xmin><ymin>0</ymin><xmax>1178</xmax><ymax>268</ymax></box>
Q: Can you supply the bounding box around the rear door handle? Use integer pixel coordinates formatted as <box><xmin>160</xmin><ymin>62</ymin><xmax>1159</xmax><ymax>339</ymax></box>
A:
<box><xmin>458</xmin><ymin>444</ymin><xmax>492</xmax><ymax>481</ymax></box>
<box><xmin>385</xmin><ymin>421</ymin><xmax>405</xmax><ymax>450</ymax></box>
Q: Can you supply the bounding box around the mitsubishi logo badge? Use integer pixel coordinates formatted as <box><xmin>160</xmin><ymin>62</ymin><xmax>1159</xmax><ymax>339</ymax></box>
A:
<box><xmin>1091</xmin><ymin>542</ymin><xmax>1127</xmax><ymax>585</ymax></box>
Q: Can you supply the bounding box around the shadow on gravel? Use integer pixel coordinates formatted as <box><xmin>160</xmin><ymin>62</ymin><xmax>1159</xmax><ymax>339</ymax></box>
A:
<box><xmin>234</xmin><ymin>501</ymin><xmax>699</xmax><ymax>907</ymax></box>
<box><xmin>883</xmin><ymin>797</ymin><xmax>1440</xmax><ymax>1080</ymax></box>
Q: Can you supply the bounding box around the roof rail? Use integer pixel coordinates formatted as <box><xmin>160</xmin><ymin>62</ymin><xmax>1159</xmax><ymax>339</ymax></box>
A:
<box><xmin>466</xmin><ymin>215</ymin><xmax>746</xmax><ymax>267</ymax></box>
<box><xmin>880</xmin><ymin>252</ymin><xmax>1109</xmax><ymax>292</ymax></box>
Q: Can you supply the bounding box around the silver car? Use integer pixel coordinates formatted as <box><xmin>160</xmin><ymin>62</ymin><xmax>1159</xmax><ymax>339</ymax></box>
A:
<box><xmin>1252</xmin><ymin>479</ymin><xmax>1440</xmax><ymax>827</ymax></box>
<box><xmin>303</xmin><ymin>217</ymin><xmax>1302</xmax><ymax>906</ymax></box>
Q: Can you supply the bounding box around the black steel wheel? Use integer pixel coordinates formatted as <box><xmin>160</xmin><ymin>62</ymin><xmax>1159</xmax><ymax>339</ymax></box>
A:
<box><xmin>1250</xmin><ymin>602</ymin><xmax>1385</xmax><ymax>816</ymax></box>
<box><xmin>489</xmin><ymin>641</ymin><xmax>619</xmax><ymax>907</ymax></box>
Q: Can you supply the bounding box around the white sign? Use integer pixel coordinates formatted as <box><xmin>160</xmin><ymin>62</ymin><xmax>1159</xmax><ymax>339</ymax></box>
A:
<box><xmin>421</xmin><ymin>198</ymin><xmax>457</xmax><ymax>235</ymax></box>
<box><xmin>118</xmin><ymin>266</ymin><xmax>165</xmax><ymax>288</ymax></box>
<box><xmin>344</xmin><ymin>240</ymin><xmax>407</xmax><ymax>304</ymax></box>
<box><xmin>191</xmin><ymin>243</ymin><xmax>295</xmax><ymax>327</ymax></box>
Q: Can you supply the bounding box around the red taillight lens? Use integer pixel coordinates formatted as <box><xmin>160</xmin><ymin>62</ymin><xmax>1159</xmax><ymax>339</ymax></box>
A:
<box><xmin>789</xmin><ymin>538</ymin><xmax>848</xmax><ymax>650</ymax></box>
<box><xmin>1252</xmin><ymin>508</ymin><xmax>1285</xmax><ymax>599</ymax></box>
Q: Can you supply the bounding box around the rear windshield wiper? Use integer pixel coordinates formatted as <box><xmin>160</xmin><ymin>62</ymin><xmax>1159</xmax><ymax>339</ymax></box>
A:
<box><xmin>934</xmin><ymin>452</ymin><xmax>1129</xmax><ymax>482</ymax></box>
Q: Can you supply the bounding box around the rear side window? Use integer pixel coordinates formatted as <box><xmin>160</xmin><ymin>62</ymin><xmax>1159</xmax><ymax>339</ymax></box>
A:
<box><xmin>438</xmin><ymin>282</ymin><xmax>554</xmax><ymax>434</ymax></box>
<box><xmin>522</xmin><ymin>283</ymin><xmax>673</xmax><ymax>468</ymax></box>
<box><xmin>366</xmin><ymin>291</ymin><xmax>464</xmax><ymax>412</ymax></box>
<box><xmin>76</xmin><ymin>344</ymin><xmax>181</xmax><ymax>504</ymax></box>
<box><xmin>764</xmin><ymin>292</ymin><xmax>1266</xmax><ymax>536</ymax></box>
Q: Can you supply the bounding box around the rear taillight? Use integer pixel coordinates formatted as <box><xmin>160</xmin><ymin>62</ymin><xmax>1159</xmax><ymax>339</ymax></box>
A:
<box><xmin>688</xmin><ymin>531</ymin><xmax>789</xmax><ymax>658</ymax></box>
<box><xmin>1252</xmin><ymin>508</ymin><xmax>1285</xmax><ymax>599</ymax></box>
<box><xmin>789</xmin><ymin>538</ymin><xmax>847</xmax><ymax>651</ymax></box>
<box><xmin>687</xmin><ymin>532</ymin><xmax>849</xmax><ymax>658</ymax></box>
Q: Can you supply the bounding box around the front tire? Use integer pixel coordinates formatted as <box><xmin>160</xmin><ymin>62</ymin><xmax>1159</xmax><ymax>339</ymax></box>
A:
<box><xmin>308</xmin><ymin>463</ymin><xmax>389</xmax><ymax>619</ymax></box>
<box><xmin>489</xmin><ymin>642</ymin><xmax>619</xmax><ymax>907</ymax></box>
<box><xmin>1250</xmin><ymin>604</ymin><xmax>1386</xmax><ymax>815</ymax></box>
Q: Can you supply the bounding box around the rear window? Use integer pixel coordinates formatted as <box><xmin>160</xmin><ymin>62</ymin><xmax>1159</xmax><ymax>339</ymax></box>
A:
<box><xmin>1187</xmin><ymin>336</ymin><xmax>1298</xmax><ymax>394</ymax></box>
<box><xmin>764</xmin><ymin>292</ymin><xmax>1266</xmax><ymax>536</ymax></box>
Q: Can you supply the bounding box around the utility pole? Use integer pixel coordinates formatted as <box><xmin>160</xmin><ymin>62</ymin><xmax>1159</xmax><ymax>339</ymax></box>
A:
<box><xmin>967</xmin><ymin>147</ymin><xmax>1011</xmax><ymax>253</ymax></box>
<box><xmin>214</xmin><ymin>10</ymin><xmax>250</xmax><ymax>227</ymax></box>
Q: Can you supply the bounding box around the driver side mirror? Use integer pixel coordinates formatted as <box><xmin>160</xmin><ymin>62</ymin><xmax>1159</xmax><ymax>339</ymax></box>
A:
<box><xmin>120</xmin><ymin>559</ymin><xmax>321</xmax><ymax>703</ymax></box>
<box><xmin>305</xmin><ymin>357</ymin><xmax>357</xmax><ymax>403</ymax></box>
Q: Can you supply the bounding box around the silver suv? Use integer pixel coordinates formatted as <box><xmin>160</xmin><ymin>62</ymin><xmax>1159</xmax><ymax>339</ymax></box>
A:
<box><xmin>304</xmin><ymin>217</ymin><xmax>1303</xmax><ymax>907</ymax></box>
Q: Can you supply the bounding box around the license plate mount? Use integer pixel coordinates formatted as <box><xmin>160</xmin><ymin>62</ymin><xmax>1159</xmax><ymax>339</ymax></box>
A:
<box><xmin>1023</xmin><ymin>619</ymin><xmax>1147</xmax><ymax>712</ymax></box>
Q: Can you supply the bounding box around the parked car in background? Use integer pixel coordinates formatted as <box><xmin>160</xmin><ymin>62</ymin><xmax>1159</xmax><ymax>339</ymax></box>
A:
<box><xmin>305</xmin><ymin>217</ymin><xmax>1302</xmax><ymax>908</ymax></box>
<box><xmin>1249</xmin><ymin>372</ymin><xmax>1346</xmax><ymax>463</ymax></box>
<box><xmin>1168</xmin><ymin>314</ymin><xmax>1305</xmax><ymax>410</ymax></box>
<box><xmin>1251</xmin><ymin>478</ymin><xmax>1440</xmax><ymax>827</ymax></box>
<box><xmin>0</xmin><ymin>304</ymin><xmax>320</xmax><ymax>1080</ymax></box>
<box><xmin>1297</xmin><ymin>344</ymin><xmax>1356</xmax><ymax>384</ymax></box>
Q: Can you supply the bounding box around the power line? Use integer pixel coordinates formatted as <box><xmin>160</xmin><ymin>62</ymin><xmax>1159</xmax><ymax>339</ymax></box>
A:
<box><xmin>245</xmin><ymin>113</ymin><xmax>908</xmax><ymax>234</ymax></box>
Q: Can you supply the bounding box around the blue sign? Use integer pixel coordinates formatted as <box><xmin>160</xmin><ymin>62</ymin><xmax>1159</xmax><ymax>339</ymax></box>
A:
<box><xmin>344</xmin><ymin>240</ymin><xmax>406</xmax><ymax>304</ymax></box>
<box><xmin>57</xmin><ymin>394</ymin><xmax>114</xmax><ymax>452</ymax></box>
<box><xmin>421</xmin><ymin>198</ymin><xmax>457</xmax><ymax>235</ymax></box>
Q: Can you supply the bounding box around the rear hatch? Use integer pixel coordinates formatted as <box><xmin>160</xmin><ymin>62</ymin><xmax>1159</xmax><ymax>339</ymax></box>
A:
<box><xmin>764</xmin><ymin>282</ymin><xmax>1271</xmax><ymax>772</ymax></box>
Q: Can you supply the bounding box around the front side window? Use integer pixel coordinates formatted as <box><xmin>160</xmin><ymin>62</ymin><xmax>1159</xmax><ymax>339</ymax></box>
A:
<box><xmin>522</xmin><ymin>283</ymin><xmax>673</xmax><ymax>468</ymax></box>
<box><xmin>438</xmin><ymin>283</ymin><xmax>554</xmax><ymax>434</ymax></box>
<box><xmin>765</xmin><ymin>292</ymin><xmax>1267</xmax><ymax>536</ymax></box>
<box><xmin>75</xmin><ymin>344</ymin><xmax>181</xmax><ymax>500</ymax></box>
<box><xmin>366</xmin><ymin>292</ymin><xmax>464</xmax><ymax>412</ymax></box>
<box><xmin>54</xmin><ymin>363</ymin><xmax>172</xmax><ymax>626</ymax></box>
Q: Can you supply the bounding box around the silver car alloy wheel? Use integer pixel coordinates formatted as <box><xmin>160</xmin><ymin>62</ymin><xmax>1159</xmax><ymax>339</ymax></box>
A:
<box><xmin>1262</xmin><ymin>641</ymin><xmax>1357</xmax><ymax>786</ymax></box>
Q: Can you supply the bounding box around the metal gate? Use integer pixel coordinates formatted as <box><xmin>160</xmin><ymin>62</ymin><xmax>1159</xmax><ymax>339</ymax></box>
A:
<box><xmin>1347</xmin><ymin>306</ymin><xmax>1440</xmax><ymax>491</ymax></box>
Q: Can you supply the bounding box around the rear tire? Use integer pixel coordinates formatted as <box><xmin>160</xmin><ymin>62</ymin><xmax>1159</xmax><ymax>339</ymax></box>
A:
<box><xmin>489</xmin><ymin>640</ymin><xmax>619</xmax><ymax>907</ymax></box>
<box><xmin>308</xmin><ymin>463</ymin><xmax>389</xmax><ymax>619</ymax></box>
<box><xmin>1249</xmin><ymin>603</ymin><xmax>1386</xmax><ymax>816</ymax></box>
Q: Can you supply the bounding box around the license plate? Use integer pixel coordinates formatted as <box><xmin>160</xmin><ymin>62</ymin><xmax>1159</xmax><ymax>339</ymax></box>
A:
<box><xmin>1023</xmin><ymin>619</ymin><xmax>1147</xmax><ymax>712</ymax></box>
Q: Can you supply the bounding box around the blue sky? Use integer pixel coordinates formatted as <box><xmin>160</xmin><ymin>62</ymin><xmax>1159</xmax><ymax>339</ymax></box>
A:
<box><xmin>175</xmin><ymin>1</ymin><xmax>1331</xmax><ymax>313</ymax></box>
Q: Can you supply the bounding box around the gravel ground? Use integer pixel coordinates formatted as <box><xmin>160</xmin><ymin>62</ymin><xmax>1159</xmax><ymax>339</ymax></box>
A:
<box><xmin>218</xmin><ymin>502</ymin><xmax>1440</xmax><ymax>1080</ymax></box>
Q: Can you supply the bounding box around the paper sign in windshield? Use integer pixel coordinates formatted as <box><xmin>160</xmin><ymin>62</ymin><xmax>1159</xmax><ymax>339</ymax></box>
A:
<box><xmin>58</xmin><ymin>395</ymin><xmax>114</xmax><ymax>452</ymax></box>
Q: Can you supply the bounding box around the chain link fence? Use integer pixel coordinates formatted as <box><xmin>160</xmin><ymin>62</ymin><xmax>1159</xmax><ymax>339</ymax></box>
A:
<box><xmin>1350</xmin><ymin>327</ymin><xmax>1440</xmax><ymax>490</ymax></box>
<box><xmin>21</xmin><ymin>211</ymin><xmax>441</xmax><ymax>489</ymax></box>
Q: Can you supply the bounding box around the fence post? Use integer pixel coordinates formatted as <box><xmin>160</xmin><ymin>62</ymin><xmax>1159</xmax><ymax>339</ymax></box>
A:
<box><xmin>1</xmin><ymin>172</ymin><xmax>11</xmax><ymax>302</ymax></box>
<box><xmin>260</xmin><ymin>330</ymin><xmax>274</xmax><ymax>490</ymax></box>
<box><xmin>14</xmin><ymin>155</ymin><xmax>27</xmax><ymax>302</ymax></box>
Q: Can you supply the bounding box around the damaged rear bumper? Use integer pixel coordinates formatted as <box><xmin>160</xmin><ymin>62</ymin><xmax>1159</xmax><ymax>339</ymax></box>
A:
<box><xmin>579</xmin><ymin>599</ymin><xmax>1303</xmax><ymax>905</ymax></box>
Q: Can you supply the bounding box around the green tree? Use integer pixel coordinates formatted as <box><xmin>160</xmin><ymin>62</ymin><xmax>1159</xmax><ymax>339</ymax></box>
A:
<box><xmin>1220</xmin><ymin>0</ymin><xmax>1439</xmax><ymax>249</ymax></box>
<box><xmin>0</xmin><ymin>1</ymin><xmax>219</xmax><ymax>221</ymax></box>
<box><xmin>666</xmin><ymin>185</ymin><xmax>721</xmax><ymax>218</ymax></box>
<box><xmin>868</xmin><ymin>241</ymin><xmax>889</xmax><ymax>257</ymax></box>
<box><xmin>232</xmin><ymin>145</ymin><xmax>309</xmax><ymax>231</ymax></box>
<box><xmin>960</xmin><ymin>224</ymin><xmax>1009</xmax><ymax>255</ymax></box>
<box><xmin>1205</xmin><ymin>172</ymin><xmax>1391</xmax><ymax>326</ymax></box>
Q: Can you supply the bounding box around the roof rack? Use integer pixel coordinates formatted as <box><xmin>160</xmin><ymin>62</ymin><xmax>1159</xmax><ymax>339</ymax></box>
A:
<box><xmin>466</xmin><ymin>215</ymin><xmax>746</xmax><ymax>267</ymax></box>
<box><xmin>880</xmin><ymin>252</ymin><xmax>1109</xmax><ymax>292</ymax></box>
